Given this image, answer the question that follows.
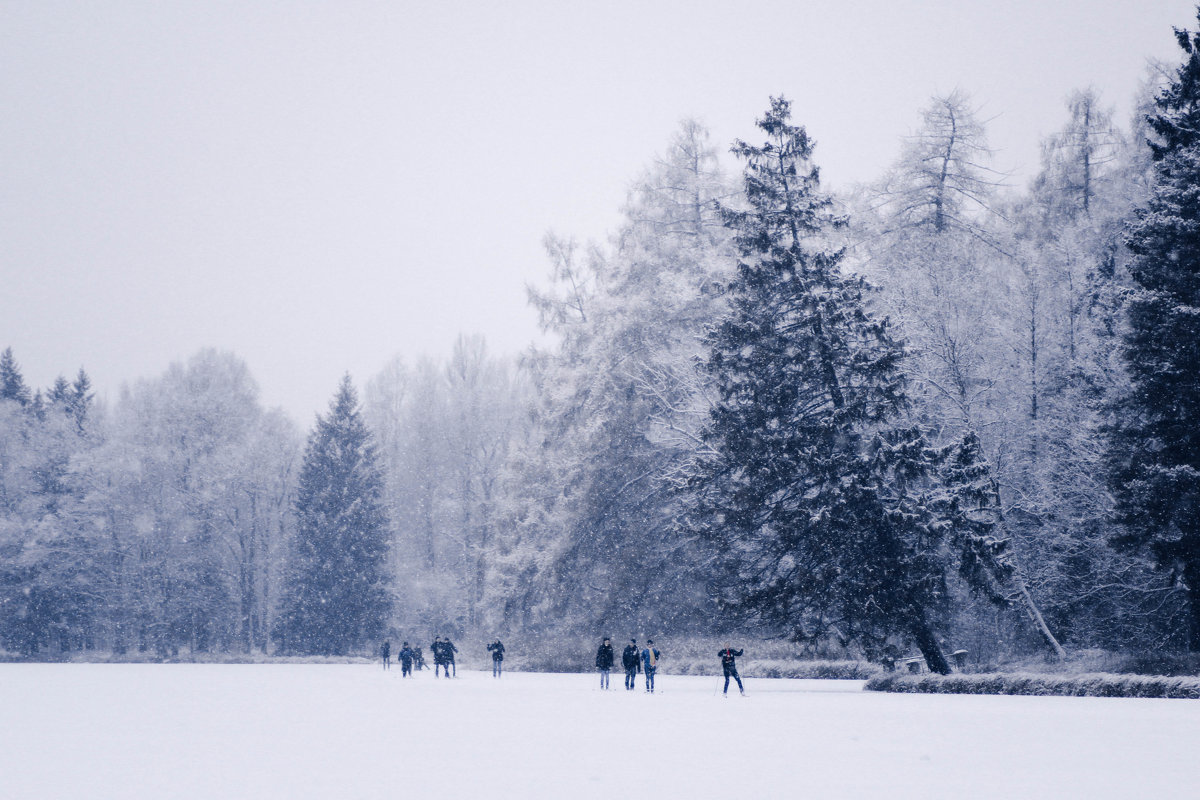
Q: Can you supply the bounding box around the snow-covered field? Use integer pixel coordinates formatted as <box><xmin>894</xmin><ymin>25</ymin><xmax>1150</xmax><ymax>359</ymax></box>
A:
<box><xmin>1</xmin><ymin>664</ymin><xmax>1195</xmax><ymax>799</ymax></box>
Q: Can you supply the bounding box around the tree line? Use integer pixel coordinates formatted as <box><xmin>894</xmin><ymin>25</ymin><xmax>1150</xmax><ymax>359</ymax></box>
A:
<box><xmin>5</xmin><ymin>13</ymin><xmax>1200</xmax><ymax>667</ymax></box>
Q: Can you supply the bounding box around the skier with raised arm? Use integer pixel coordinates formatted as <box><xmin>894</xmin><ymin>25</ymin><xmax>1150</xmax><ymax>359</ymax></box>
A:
<box><xmin>487</xmin><ymin>639</ymin><xmax>505</xmax><ymax>678</ymax></box>
<box><xmin>719</xmin><ymin>645</ymin><xmax>745</xmax><ymax>696</ymax></box>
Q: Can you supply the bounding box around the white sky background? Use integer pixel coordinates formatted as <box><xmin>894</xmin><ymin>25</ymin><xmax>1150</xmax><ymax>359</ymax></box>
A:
<box><xmin>1</xmin><ymin>0</ymin><xmax>1194</xmax><ymax>424</ymax></box>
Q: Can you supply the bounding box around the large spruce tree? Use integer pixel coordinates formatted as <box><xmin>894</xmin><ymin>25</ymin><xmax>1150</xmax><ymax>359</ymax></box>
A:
<box><xmin>276</xmin><ymin>376</ymin><xmax>391</xmax><ymax>655</ymax></box>
<box><xmin>1109</xmin><ymin>14</ymin><xmax>1200</xmax><ymax>650</ymax></box>
<box><xmin>689</xmin><ymin>98</ymin><xmax>951</xmax><ymax>672</ymax></box>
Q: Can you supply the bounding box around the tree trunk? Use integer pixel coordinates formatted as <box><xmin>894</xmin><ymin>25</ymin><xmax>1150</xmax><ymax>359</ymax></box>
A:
<box><xmin>1185</xmin><ymin>562</ymin><xmax>1200</xmax><ymax>652</ymax></box>
<box><xmin>911</xmin><ymin>612</ymin><xmax>952</xmax><ymax>675</ymax></box>
<box><xmin>987</xmin><ymin>478</ymin><xmax>1066</xmax><ymax>660</ymax></box>
<box><xmin>1012</xmin><ymin>574</ymin><xmax>1066</xmax><ymax>659</ymax></box>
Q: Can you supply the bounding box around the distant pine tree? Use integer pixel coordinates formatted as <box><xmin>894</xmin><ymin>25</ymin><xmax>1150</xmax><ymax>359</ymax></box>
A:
<box><xmin>48</xmin><ymin>376</ymin><xmax>72</xmax><ymax>405</ymax></box>
<box><xmin>688</xmin><ymin>97</ymin><xmax>951</xmax><ymax>673</ymax></box>
<box><xmin>69</xmin><ymin>369</ymin><xmax>93</xmax><ymax>434</ymax></box>
<box><xmin>0</xmin><ymin>347</ymin><xmax>31</xmax><ymax>407</ymax></box>
<box><xmin>1108</xmin><ymin>13</ymin><xmax>1200</xmax><ymax>650</ymax></box>
<box><xmin>276</xmin><ymin>376</ymin><xmax>391</xmax><ymax>655</ymax></box>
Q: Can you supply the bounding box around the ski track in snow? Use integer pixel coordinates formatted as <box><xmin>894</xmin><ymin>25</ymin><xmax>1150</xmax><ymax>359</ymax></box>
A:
<box><xmin>0</xmin><ymin>665</ymin><xmax>1195</xmax><ymax>799</ymax></box>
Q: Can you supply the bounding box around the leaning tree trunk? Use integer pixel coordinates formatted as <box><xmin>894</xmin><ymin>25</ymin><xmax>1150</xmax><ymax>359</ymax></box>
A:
<box><xmin>1010</xmin><ymin>572</ymin><xmax>1066</xmax><ymax>660</ymax></box>
<box><xmin>984</xmin><ymin>475</ymin><xmax>1067</xmax><ymax>660</ymax></box>
<box><xmin>911</xmin><ymin>612</ymin><xmax>952</xmax><ymax>675</ymax></box>
<box><xmin>1185</xmin><ymin>562</ymin><xmax>1200</xmax><ymax>653</ymax></box>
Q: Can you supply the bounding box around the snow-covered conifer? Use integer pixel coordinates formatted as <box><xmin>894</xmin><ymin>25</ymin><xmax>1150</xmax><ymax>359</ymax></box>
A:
<box><xmin>1108</xmin><ymin>12</ymin><xmax>1200</xmax><ymax>650</ymax></box>
<box><xmin>689</xmin><ymin>97</ymin><xmax>952</xmax><ymax>673</ymax></box>
<box><xmin>277</xmin><ymin>376</ymin><xmax>391</xmax><ymax>655</ymax></box>
<box><xmin>0</xmin><ymin>348</ymin><xmax>32</xmax><ymax>407</ymax></box>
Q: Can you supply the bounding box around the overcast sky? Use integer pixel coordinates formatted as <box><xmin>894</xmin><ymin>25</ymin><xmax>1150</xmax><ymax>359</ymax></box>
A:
<box><xmin>1</xmin><ymin>0</ymin><xmax>1194</xmax><ymax>424</ymax></box>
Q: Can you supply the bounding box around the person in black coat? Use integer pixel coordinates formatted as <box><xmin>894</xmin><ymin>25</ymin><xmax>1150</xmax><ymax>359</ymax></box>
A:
<box><xmin>381</xmin><ymin>640</ymin><xmax>391</xmax><ymax>670</ymax></box>
<box><xmin>431</xmin><ymin>636</ymin><xmax>446</xmax><ymax>678</ymax></box>
<box><xmin>595</xmin><ymin>637</ymin><xmax>615</xmax><ymax>689</ymax></box>
<box><xmin>487</xmin><ymin>639</ymin><xmax>505</xmax><ymax>678</ymax></box>
<box><xmin>398</xmin><ymin>642</ymin><xmax>415</xmax><ymax>677</ymax></box>
<box><xmin>443</xmin><ymin>637</ymin><xmax>459</xmax><ymax>677</ymax></box>
<box><xmin>719</xmin><ymin>645</ymin><xmax>745</xmax><ymax>696</ymax></box>
<box><xmin>621</xmin><ymin>639</ymin><xmax>641</xmax><ymax>691</ymax></box>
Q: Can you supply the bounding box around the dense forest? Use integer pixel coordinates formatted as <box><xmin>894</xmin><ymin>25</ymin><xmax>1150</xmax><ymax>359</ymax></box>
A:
<box><xmin>6</xmin><ymin>17</ymin><xmax>1200</xmax><ymax>671</ymax></box>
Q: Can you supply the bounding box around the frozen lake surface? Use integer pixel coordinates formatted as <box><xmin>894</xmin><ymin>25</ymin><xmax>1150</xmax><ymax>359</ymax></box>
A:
<box><xmin>1</xmin><ymin>664</ymin><xmax>1195</xmax><ymax>799</ymax></box>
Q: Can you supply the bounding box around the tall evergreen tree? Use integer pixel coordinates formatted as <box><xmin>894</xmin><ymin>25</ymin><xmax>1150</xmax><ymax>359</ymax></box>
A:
<box><xmin>688</xmin><ymin>97</ymin><xmax>952</xmax><ymax>672</ymax></box>
<box><xmin>1109</xmin><ymin>12</ymin><xmax>1200</xmax><ymax>650</ymax></box>
<box><xmin>276</xmin><ymin>376</ymin><xmax>391</xmax><ymax>655</ymax></box>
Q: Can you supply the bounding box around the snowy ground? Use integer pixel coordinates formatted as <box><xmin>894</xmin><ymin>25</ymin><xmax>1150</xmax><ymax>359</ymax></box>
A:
<box><xmin>1</xmin><ymin>664</ymin><xmax>1196</xmax><ymax>799</ymax></box>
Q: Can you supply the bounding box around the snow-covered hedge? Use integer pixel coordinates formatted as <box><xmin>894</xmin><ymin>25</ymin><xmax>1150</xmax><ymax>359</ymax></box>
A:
<box><xmin>504</xmin><ymin>648</ymin><xmax>884</xmax><ymax>679</ymax></box>
<box><xmin>865</xmin><ymin>672</ymin><xmax>1200</xmax><ymax>699</ymax></box>
<box><xmin>60</xmin><ymin>652</ymin><xmax>378</xmax><ymax>665</ymax></box>
<box><xmin>501</xmin><ymin>635</ymin><xmax>879</xmax><ymax>677</ymax></box>
<box><xmin>666</xmin><ymin>658</ymin><xmax>883</xmax><ymax>680</ymax></box>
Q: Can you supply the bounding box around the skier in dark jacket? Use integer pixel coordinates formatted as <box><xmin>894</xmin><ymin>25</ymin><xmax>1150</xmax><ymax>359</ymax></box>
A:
<box><xmin>432</xmin><ymin>636</ymin><xmax>447</xmax><ymax>678</ymax></box>
<box><xmin>443</xmin><ymin>637</ymin><xmax>459</xmax><ymax>677</ymax></box>
<box><xmin>487</xmin><ymin>639</ymin><xmax>505</xmax><ymax>678</ymax></box>
<box><xmin>719</xmin><ymin>646</ymin><xmax>745</xmax><ymax>696</ymax></box>
<box><xmin>381</xmin><ymin>640</ymin><xmax>391</xmax><ymax>670</ymax></box>
<box><xmin>641</xmin><ymin>640</ymin><xmax>661</xmax><ymax>693</ymax></box>
<box><xmin>398</xmin><ymin>642</ymin><xmax>415</xmax><ymax>677</ymax></box>
<box><xmin>595</xmin><ymin>637</ymin><xmax>615</xmax><ymax>689</ymax></box>
<box><xmin>621</xmin><ymin>639</ymin><xmax>641</xmax><ymax>690</ymax></box>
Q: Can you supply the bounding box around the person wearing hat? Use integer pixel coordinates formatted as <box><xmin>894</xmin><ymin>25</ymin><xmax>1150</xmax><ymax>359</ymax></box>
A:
<box><xmin>398</xmin><ymin>641</ymin><xmax>415</xmax><ymax>677</ymax></box>
<box><xmin>641</xmin><ymin>639</ymin><xmax>661</xmax><ymax>693</ymax></box>
<box><xmin>595</xmin><ymin>637</ymin><xmax>615</xmax><ymax>689</ymax></box>
<box><xmin>719</xmin><ymin>645</ymin><xmax>745</xmax><ymax>696</ymax></box>
<box><xmin>621</xmin><ymin>639</ymin><xmax>641</xmax><ymax>690</ymax></box>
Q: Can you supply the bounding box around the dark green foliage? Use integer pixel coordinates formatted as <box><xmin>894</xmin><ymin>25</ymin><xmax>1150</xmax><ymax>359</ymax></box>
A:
<box><xmin>1109</xmin><ymin>11</ymin><xmax>1200</xmax><ymax>649</ymax></box>
<box><xmin>0</xmin><ymin>544</ymin><xmax>97</xmax><ymax>657</ymax></box>
<box><xmin>936</xmin><ymin>433</ymin><xmax>1016</xmax><ymax>604</ymax></box>
<box><xmin>688</xmin><ymin>97</ymin><xmax>951</xmax><ymax>673</ymax></box>
<box><xmin>275</xmin><ymin>376</ymin><xmax>391</xmax><ymax>655</ymax></box>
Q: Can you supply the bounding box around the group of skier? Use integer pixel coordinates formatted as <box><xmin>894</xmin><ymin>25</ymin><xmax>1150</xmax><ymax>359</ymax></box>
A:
<box><xmin>596</xmin><ymin>639</ymin><xmax>744</xmax><ymax>695</ymax></box>
<box><xmin>595</xmin><ymin>637</ymin><xmax>662</xmax><ymax>692</ymax></box>
<box><xmin>430</xmin><ymin>636</ymin><xmax>458</xmax><ymax>677</ymax></box>
<box><xmin>380</xmin><ymin>638</ymin><xmax>455</xmax><ymax>677</ymax></box>
<box><xmin>384</xmin><ymin>636</ymin><xmax>745</xmax><ymax>696</ymax></box>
